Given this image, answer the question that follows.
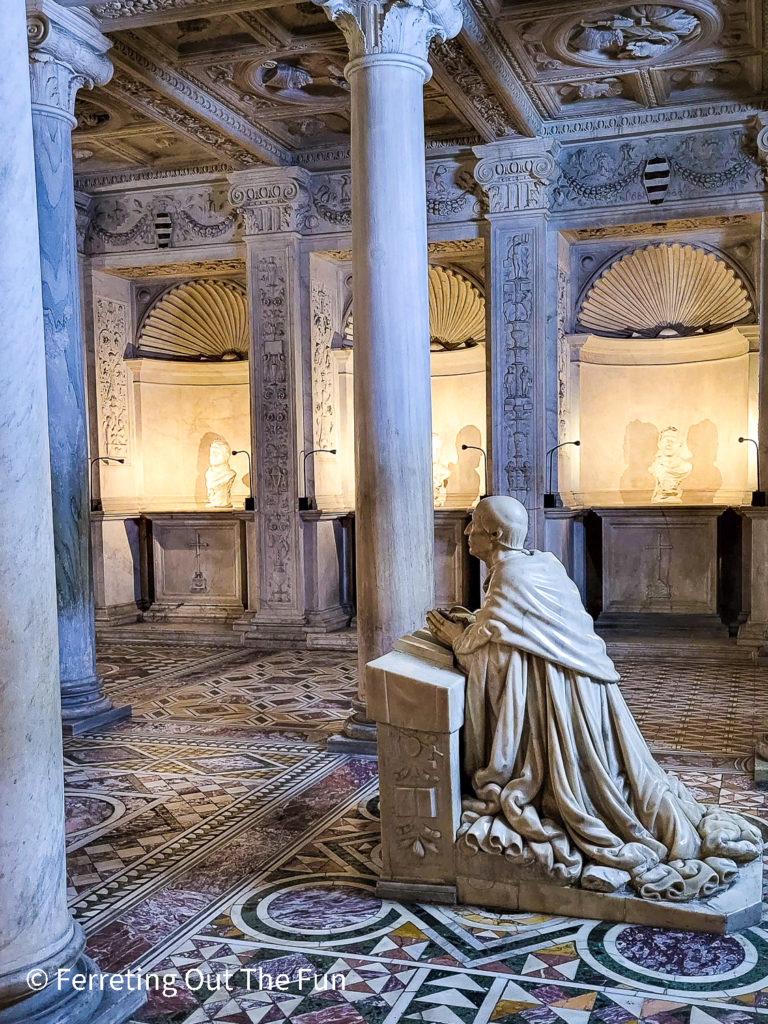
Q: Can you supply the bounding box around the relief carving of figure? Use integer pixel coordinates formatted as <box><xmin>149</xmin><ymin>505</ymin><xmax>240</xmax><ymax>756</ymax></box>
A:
<box><xmin>427</xmin><ymin>497</ymin><xmax>760</xmax><ymax>901</ymax></box>
<box><xmin>568</xmin><ymin>6</ymin><xmax>700</xmax><ymax>61</ymax></box>
<box><xmin>205</xmin><ymin>439</ymin><xmax>237</xmax><ymax>508</ymax></box>
<box><xmin>649</xmin><ymin>425</ymin><xmax>692</xmax><ymax>503</ymax></box>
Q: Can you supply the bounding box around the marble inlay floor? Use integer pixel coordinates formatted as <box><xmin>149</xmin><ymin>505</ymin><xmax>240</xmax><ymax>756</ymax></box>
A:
<box><xmin>59</xmin><ymin>636</ymin><xmax>768</xmax><ymax>1023</ymax></box>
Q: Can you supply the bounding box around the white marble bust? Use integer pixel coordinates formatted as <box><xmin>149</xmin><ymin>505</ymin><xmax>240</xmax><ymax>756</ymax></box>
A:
<box><xmin>432</xmin><ymin>433</ymin><xmax>450</xmax><ymax>508</ymax></box>
<box><xmin>205</xmin><ymin>440</ymin><xmax>237</xmax><ymax>508</ymax></box>
<box><xmin>649</xmin><ymin>425</ymin><xmax>692</xmax><ymax>503</ymax></box>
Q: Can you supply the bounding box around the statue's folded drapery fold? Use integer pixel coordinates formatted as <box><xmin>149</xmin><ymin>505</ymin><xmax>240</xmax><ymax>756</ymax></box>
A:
<box><xmin>431</xmin><ymin>497</ymin><xmax>761</xmax><ymax>903</ymax></box>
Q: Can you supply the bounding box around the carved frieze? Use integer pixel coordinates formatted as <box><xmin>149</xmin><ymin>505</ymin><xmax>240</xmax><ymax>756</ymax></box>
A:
<box><xmin>86</xmin><ymin>186</ymin><xmax>239</xmax><ymax>254</ymax></box>
<box><xmin>551</xmin><ymin>128</ymin><xmax>763</xmax><ymax>210</ymax></box>
<box><xmin>431</xmin><ymin>37</ymin><xmax>516</xmax><ymax>139</ymax></box>
<box><xmin>95</xmin><ymin>298</ymin><xmax>130</xmax><ymax>460</ymax></box>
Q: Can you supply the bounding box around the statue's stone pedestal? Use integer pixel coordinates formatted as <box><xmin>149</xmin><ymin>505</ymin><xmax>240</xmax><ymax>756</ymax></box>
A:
<box><xmin>368</xmin><ymin>632</ymin><xmax>763</xmax><ymax>935</ymax></box>
<box><xmin>452</xmin><ymin>851</ymin><xmax>762</xmax><ymax>935</ymax></box>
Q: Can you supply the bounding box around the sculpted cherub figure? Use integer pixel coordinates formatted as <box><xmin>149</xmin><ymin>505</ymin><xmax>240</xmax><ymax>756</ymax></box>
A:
<box><xmin>427</xmin><ymin>496</ymin><xmax>760</xmax><ymax>901</ymax></box>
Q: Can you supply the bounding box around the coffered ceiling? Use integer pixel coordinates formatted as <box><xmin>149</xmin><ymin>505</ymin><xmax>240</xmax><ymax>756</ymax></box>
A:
<box><xmin>72</xmin><ymin>0</ymin><xmax>767</xmax><ymax>186</ymax></box>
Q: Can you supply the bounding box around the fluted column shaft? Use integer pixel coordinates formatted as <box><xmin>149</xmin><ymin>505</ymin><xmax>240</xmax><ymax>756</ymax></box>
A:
<box><xmin>27</xmin><ymin>0</ymin><xmax>129</xmax><ymax>733</ymax></box>
<box><xmin>313</xmin><ymin>0</ymin><xmax>462</xmax><ymax>695</ymax></box>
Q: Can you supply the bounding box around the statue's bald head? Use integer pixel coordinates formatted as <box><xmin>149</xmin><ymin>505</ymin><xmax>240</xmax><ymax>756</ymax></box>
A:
<box><xmin>472</xmin><ymin>496</ymin><xmax>528</xmax><ymax>550</ymax></box>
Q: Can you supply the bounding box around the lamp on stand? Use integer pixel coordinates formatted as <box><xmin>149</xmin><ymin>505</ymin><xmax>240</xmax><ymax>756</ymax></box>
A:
<box><xmin>739</xmin><ymin>436</ymin><xmax>766</xmax><ymax>506</ymax></box>
<box><xmin>544</xmin><ymin>440</ymin><xmax>580</xmax><ymax>509</ymax></box>
<box><xmin>461</xmin><ymin>444</ymin><xmax>488</xmax><ymax>500</ymax></box>
<box><xmin>89</xmin><ymin>456</ymin><xmax>125</xmax><ymax>512</ymax></box>
<box><xmin>300</xmin><ymin>448</ymin><xmax>337</xmax><ymax>511</ymax></box>
<box><xmin>231</xmin><ymin>449</ymin><xmax>255</xmax><ymax>510</ymax></box>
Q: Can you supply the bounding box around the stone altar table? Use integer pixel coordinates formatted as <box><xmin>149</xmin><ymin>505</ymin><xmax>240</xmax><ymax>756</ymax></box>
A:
<box><xmin>596</xmin><ymin>506</ymin><xmax>725</xmax><ymax>623</ymax></box>
<box><xmin>369</xmin><ymin>629</ymin><xmax>762</xmax><ymax>932</ymax></box>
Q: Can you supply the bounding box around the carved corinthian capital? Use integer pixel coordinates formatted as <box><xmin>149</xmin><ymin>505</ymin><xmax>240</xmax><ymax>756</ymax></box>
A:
<box><xmin>311</xmin><ymin>0</ymin><xmax>462</xmax><ymax>64</ymax></box>
<box><xmin>27</xmin><ymin>0</ymin><xmax>112</xmax><ymax>121</ymax></box>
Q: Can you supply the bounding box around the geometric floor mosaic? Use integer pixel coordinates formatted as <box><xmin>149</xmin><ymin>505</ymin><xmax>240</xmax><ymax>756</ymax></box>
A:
<box><xmin>59</xmin><ymin>636</ymin><xmax>768</xmax><ymax>1023</ymax></box>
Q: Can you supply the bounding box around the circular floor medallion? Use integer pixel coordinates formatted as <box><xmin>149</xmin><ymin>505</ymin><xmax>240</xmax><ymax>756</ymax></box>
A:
<box><xmin>615</xmin><ymin>926</ymin><xmax>744</xmax><ymax>976</ymax></box>
<box><xmin>235</xmin><ymin>879</ymin><xmax>391</xmax><ymax>941</ymax></box>
<box><xmin>579</xmin><ymin>921</ymin><xmax>764</xmax><ymax>996</ymax></box>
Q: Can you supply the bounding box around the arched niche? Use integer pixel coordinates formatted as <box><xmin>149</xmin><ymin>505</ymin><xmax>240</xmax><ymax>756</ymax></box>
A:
<box><xmin>558</xmin><ymin>244</ymin><xmax>757</xmax><ymax>506</ymax></box>
<box><xmin>333</xmin><ymin>264</ymin><xmax>487</xmax><ymax>509</ymax></box>
<box><xmin>125</xmin><ymin>278</ymin><xmax>251</xmax><ymax>510</ymax></box>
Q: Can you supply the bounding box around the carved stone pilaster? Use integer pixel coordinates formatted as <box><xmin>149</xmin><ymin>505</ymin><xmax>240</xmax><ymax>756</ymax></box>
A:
<box><xmin>228</xmin><ymin>167</ymin><xmax>312</xmax><ymax>237</ymax></box>
<box><xmin>27</xmin><ymin>0</ymin><xmax>112</xmax><ymax>124</ymax></box>
<box><xmin>228</xmin><ymin>173</ymin><xmax>308</xmax><ymax>638</ymax></box>
<box><xmin>473</xmin><ymin>138</ymin><xmax>556</xmax><ymax>215</ymax></box>
<box><xmin>474</xmin><ymin>141</ymin><xmax>553</xmax><ymax>544</ymax></box>
<box><xmin>311</xmin><ymin>0</ymin><xmax>462</xmax><ymax>68</ymax></box>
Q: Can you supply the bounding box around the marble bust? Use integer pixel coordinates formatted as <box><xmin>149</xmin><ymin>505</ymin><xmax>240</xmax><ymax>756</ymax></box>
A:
<box><xmin>649</xmin><ymin>425</ymin><xmax>692</xmax><ymax>503</ymax></box>
<box><xmin>427</xmin><ymin>496</ymin><xmax>760</xmax><ymax>901</ymax></box>
<box><xmin>205</xmin><ymin>439</ymin><xmax>237</xmax><ymax>508</ymax></box>
<box><xmin>432</xmin><ymin>433</ymin><xmax>450</xmax><ymax>508</ymax></box>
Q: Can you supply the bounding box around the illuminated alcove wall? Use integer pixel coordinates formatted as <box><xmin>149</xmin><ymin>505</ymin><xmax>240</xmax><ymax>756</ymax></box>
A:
<box><xmin>331</xmin><ymin>345</ymin><xmax>487</xmax><ymax>510</ymax></box>
<box><xmin>560</xmin><ymin>328</ymin><xmax>756</xmax><ymax>506</ymax></box>
<box><xmin>111</xmin><ymin>278</ymin><xmax>252</xmax><ymax>511</ymax></box>
<box><xmin>125</xmin><ymin>359</ymin><xmax>251</xmax><ymax>511</ymax></box>
<box><xmin>321</xmin><ymin>261</ymin><xmax>488</xmax><ymax>510</ymax></box>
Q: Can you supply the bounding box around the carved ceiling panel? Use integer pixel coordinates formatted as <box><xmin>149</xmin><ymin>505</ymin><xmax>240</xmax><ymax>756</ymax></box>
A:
<box><xmin>495</xmin><ymin>0</ymin><xmax>763</xmax><ymax>119</ymax></box>
<box><xmin>75</xmin><ymin>0</ymin><xmax>765</xmax><ymax>185</ymax></box>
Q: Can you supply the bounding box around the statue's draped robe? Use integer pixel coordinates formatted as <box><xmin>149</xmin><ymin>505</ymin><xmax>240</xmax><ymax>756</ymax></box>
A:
<box><xmin>453</xmin><ymin>550</ymin><xmax>760</xmax><ymax>901</ymax></box>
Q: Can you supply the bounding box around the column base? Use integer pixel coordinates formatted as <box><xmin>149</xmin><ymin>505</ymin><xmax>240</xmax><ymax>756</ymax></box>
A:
<box><xmin>0</xmin><ymin>957</ymin><xmax>145</xmax><ymax>1024</ymax></box>
<box><xmin>233</xmin><ymin>612</ymin><xmax>308</xmax><ymax>648</ymax></box>
<box><xmin>327</xmin><ymin>701</ymin><xmax>378</xmax><ymax>756</ymax></box>
<box><xmin>62</xmin><ymin>703</ymin><xmax>132</xmax><ymax>737</ymax></box>
<box><xmin>737</xmin><ymin>620</ymin><xmax>768</xmax><ymax>648</ymax></box>
<box><xmin>61</xmin><ymin>673</ymin><xmax>132</xmax><ymax>736</ymax></box>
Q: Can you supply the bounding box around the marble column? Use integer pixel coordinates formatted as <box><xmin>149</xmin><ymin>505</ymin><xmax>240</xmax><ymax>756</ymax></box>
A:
<box><xmin>473</xmin><ymin>140</ymin><xmax>556</xmax><ymax>548</ymax></box>
<box><xmin>0</xmin><ymin>4</ymin><xmax>143</xmax><ymax>1022</ymax></box>
<box><xmin>313</xmin><ymin>0</ymin><xmax>462</xmax><ymax>748</ymax></box>
<box><xmin>28</xmin><ymin>0</ymin><xmax>130</xmax><ymax>734</ymax></box>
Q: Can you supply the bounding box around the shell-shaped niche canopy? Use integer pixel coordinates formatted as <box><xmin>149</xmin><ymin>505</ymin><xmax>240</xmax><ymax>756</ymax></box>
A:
<box><xmin>429</xmin><ymin>265</ymin><xmax>485</xmax><ymax>350</ymax></box>
<box><xmin>137</xmin><ymin>279</ymin><xmax>248</xmax><ymax>361</ymax></box>
<box><xmin>342</xmin><ymin>265</ymin><xmax>485</xmax><ymax>350</ymax></box>
<box><xmin>578</xmin><ymin>243</ymin><xmax>752</xmax><ymax>338</ymax></box>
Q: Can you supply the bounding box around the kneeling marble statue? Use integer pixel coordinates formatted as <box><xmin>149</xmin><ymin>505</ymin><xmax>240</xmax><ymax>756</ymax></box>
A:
<box><xmin>427</xmin><ymin>496</ymin><xmax>761</xmax><ymax>902</ymax></box>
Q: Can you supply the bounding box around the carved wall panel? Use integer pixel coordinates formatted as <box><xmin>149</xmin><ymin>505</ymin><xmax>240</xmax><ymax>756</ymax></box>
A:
<box><xmin>95</xmin><ymin>297</ymin><xmax>131</xmax><ymax>461</ymax></box>
<box><xmin>252</xmin><ymin>250</ymin><xmax>301</xmax><ymax>612</ymax></box>
<box><xmin>86</xmin><ymin>185</ymin><xmax>240</xmax><ymax>254</ymax></box>
<box><xmin>551</xmin><ymin>128</ymin><xmax>763</xmax><ymax>212</ymax></box>
<box><xmin>497</xmin><ymin>229</ymin><xmax>537</xmax><ymax>505</ymax></box>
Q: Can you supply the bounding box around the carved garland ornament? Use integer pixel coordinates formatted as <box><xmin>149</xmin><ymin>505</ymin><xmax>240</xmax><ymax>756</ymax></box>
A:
<box><xmin>578</xmin><ymin>243</ymin><xmax>752</xmax><ymax>337</ymax></box>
